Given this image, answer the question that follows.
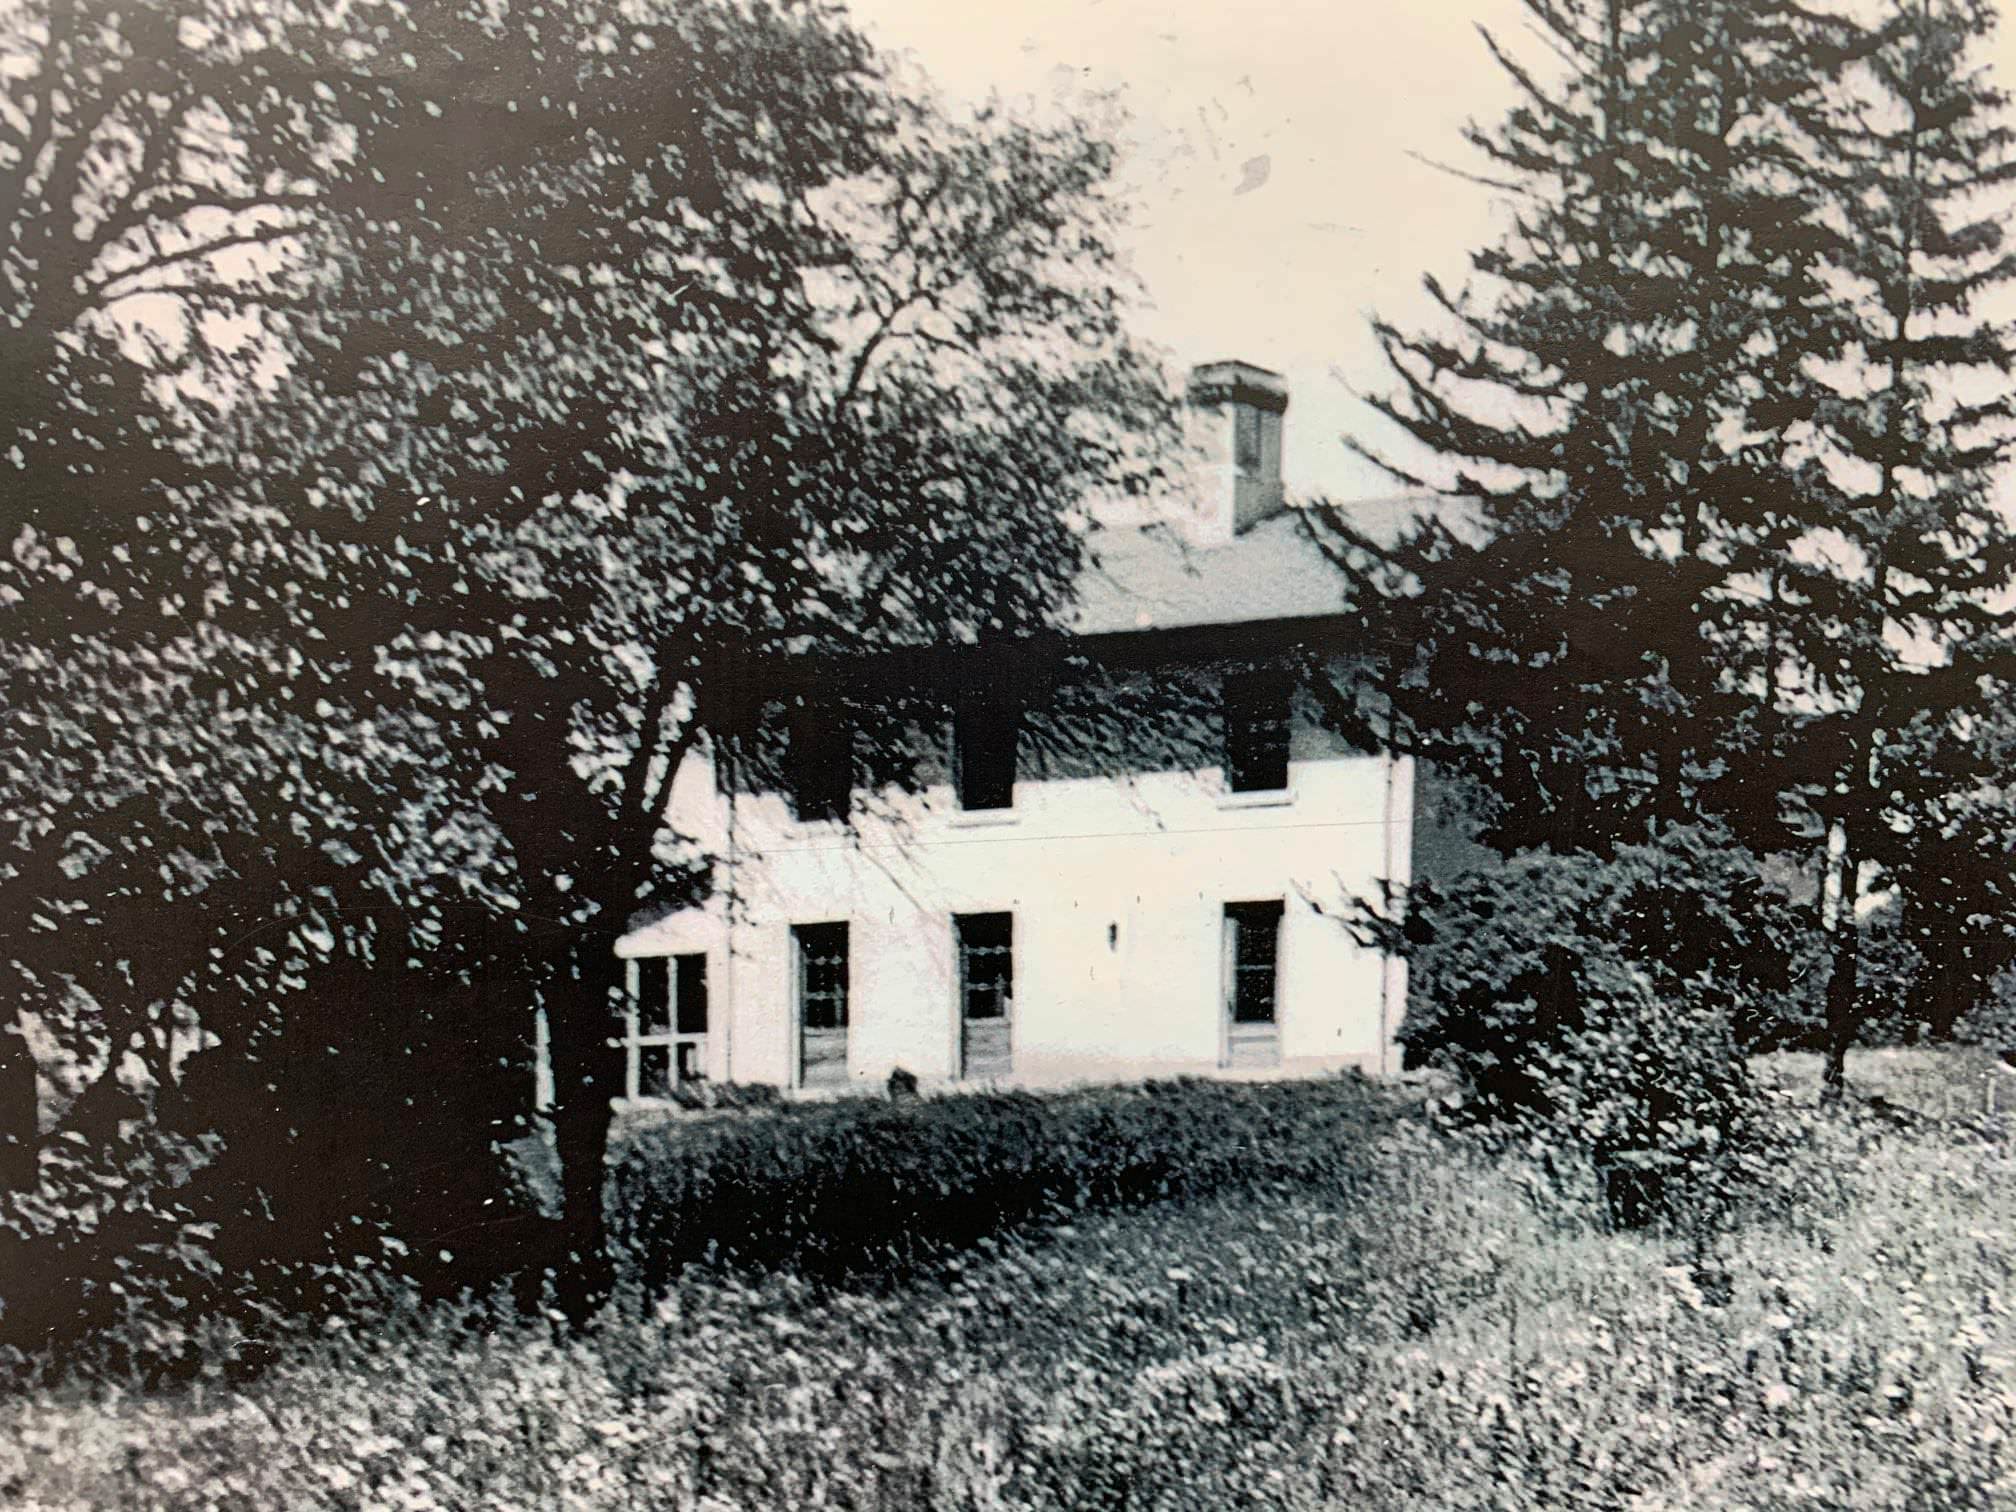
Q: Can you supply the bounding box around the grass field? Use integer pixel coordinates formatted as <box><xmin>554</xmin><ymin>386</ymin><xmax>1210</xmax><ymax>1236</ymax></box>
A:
<box><xmin>8</xmin><ymin>1050</ymin><xmax>2016</xmax><ymax>1509</ymax></box>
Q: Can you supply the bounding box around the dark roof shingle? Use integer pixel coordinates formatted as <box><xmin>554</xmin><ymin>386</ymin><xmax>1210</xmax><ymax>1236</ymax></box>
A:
<box><xmin>1069</xmin><ymin>511</ymin><xmax>1348</xmax><ymax>636</ymax></box>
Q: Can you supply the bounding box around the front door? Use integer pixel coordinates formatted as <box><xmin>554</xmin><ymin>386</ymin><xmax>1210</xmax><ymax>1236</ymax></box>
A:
<box><xmin>955</xmin><ymin>911</ymin><xmax>1014</xmax><ymax>1079</ymax></box>
<box><xmin>1222</xmin><ymin>901</ymin><xmax>1284</xmax><ymax>1069</ymax></box>
<box><xmin>793</xmin><ymin>922</ymin><xmax>850</xmax><ymax>1090</ymax></box>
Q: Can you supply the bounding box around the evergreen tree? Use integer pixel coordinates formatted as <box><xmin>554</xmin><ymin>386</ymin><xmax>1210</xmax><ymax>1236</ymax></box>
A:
<box><xmin>1331</xmin><ymin>0</ymin><xmax>1859</xmax><ymax>864</ymax></box>
<box><xmin>1334</xmin><ymin>0</ymin><xmax>2016</xmax><ymax>1100</ymax></box>
<box><xmin>1792</xmin><ymin>0</ymin><xmax>2016</xmax><ymax>1093</ymax></box>
<box><xmin>1318</xmin><ymin>0</ymin><xmax>1888</xmax><ymax>1167</ymax></box>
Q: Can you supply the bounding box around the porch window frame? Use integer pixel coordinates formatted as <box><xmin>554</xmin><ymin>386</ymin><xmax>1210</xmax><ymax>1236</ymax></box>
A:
<box><xmin>620</xmin><ymin>953</ymin><xmax>710</xmax><ymax>1098</ymax></box>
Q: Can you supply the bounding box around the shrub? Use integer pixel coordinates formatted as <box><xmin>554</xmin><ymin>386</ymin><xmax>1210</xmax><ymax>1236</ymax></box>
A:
<box><xmin>1761</xmin><ymin>900</ymin><xmax>1934</xmax><ymax>1055</ymax></box>
<box><xmin>1382</xmin><ymin>825</ymin><xmax>1804</xmax><ymax>1228</ymax></box>
<box><xmin>606</xmin><ymin>1075</ymin><xmax>1398</xmax><ymax>1291</ymax></box>
<box><xmin>2</xmin><ymin>954</ymin><xmax>541</xmax><ymax>1382</ymax></box>
<box><xmin>0</xmin><ymin>1077</ymin><xmax>227</xmax><ymax>1380</ymax></box>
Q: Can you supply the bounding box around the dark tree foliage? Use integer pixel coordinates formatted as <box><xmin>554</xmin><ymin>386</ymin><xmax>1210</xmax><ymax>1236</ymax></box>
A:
<box><xmin>1386</xmin><ymin>825</ymin><xmax>1810</xmax><ymax>1227</ymax></box>
<box><xmin>250</xmin><ymin>16</ymin><xmax>1169</xmax><ymax>1318</ymax></box>
<box><xmin>1326</xmin><ymin>0</ymin><xmax>2016</xmax><ymax>1119</ymax></box>
<box><xmin>1882</xmin><ymin>702</ymin><xmax>2016</xmax><ymax>1045</ymax></box>
<box><xmin>1</xmin><ymin>0</ymin><xmax>545</xmax><ymax>1355</ymax></box>
<box><xmin>1787</xmin><ymin>0</ymin><xmax>2016</xmax><ymax>1094</ymax></box>
<box><xmin>3</xmin><ymin>0</ymin><xmax>1172</xmax><ymax>1345</ymax></box>
<box><xmin>1313</xmin><ymin>0</ymin><xmax>1859</xmax><ymax>1177</ymax></box>
<box><xmin>1327</xmin><ymin>0</ymin><xmax>1862</xmax><ymax>860</ymax></box>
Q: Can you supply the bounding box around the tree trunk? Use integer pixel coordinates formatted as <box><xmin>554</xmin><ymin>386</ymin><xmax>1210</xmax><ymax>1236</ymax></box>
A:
<box><xmin>546</xmin><ymin>938</ymin><xmax>629</xmax><ymax>1325</ymax></box>
<box><xmin>0</xmin><ymin>1014</ymin><xmax>36</xmax><ymax>1196</ymax></box>
<box><xmin>1820</xmin><ymin>843</ymin><xmax>1861</xmax><ymax>1103</ymax></box>
<box><xmin>492</xmin><ymin>681</ymin><xmax>700</xmax><ymax>1324</ymax></box>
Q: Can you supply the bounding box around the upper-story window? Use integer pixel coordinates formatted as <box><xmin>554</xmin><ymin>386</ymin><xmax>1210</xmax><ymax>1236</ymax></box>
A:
<box><xmin>953</xmin><ymin>690</ymin><xmax>1019</xmax><ymax>812</ymax></box>
<box><xmin>786</xmin><ymin>698</ymin><xmax>851</xmax><ymax>823</ymax></box>
<box><xmin>1223</xmin><ymin>667</ymin><xmax>1291</xmax><ymax>793</ymax></box>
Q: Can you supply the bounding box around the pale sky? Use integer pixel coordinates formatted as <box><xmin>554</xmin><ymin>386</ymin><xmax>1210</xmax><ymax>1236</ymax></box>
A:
<box><xmin>848</xmin><ymin>0</ymin><xmax>2016</xmax><ymax>507</ymax></box>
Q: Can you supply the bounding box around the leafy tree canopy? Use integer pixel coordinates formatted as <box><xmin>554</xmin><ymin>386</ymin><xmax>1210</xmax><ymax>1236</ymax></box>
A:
<box><xmin>2</xmin><ymin>0</ymin><xmax>1173</xmax><ymax>1326</ymax></box>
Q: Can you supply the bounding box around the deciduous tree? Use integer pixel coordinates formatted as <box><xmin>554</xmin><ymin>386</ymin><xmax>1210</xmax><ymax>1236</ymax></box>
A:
<box><xmin>4</xmin><ymin>0</ymin><xmax>1171</xmax><ymax>1328</ymax></box>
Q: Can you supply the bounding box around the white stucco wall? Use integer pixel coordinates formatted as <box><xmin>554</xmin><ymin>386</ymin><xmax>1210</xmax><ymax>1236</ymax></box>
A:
<box><xmin>617</xmin><ymin>677</ymin><xmax>1414</xmax><ymax>1098</ymax></box>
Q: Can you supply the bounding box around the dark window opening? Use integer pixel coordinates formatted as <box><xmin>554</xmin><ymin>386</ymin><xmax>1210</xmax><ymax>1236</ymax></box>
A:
<box><xmin>1226</xmin><ymin>900</ymin><xmax>1284</xmax><ymax>1024</ymax></box>
<box><xmin>1224</xmin><ymin>668</ymin><xmax>1291</xmax><ymax>792</ymax></box>
<box><xmin>787</xmin><ymin>699</ymin><xmax>851</xmax><ymax>822</ymax></box>
<box><xmin>675</xmin><ymin>952</ymin><xmax>709</xmax><ymax>1036</ymax></box>
<box><xmin>953</xmin><ymin>692</ymin><xmax>1019</xmax><ymax>811</ymax></box>
<box><xmin>794</xmin><ymin>922</ymin><xmax>850</xmax><ymax>1030</ymax></box>
<box><xmin>956</xmin><ymin>912</ymin><xmax>1014</xmax><ymax>1021</ymax></box>
<box><xmin>637</xmin><ymin>957</ymin><xmax>672</xmax><ymax>1037</ymax></box>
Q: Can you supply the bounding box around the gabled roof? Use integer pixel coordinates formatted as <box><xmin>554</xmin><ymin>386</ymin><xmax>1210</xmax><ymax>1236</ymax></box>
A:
<box><xmin>1067</xmin><ymin>510</ymin><xmax>1350</xmax><ymax>637</ymax></box>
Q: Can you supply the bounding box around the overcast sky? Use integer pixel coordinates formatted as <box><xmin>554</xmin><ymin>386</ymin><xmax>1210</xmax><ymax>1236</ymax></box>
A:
<box><xmin>848</xmin><ymin>0</ymin><xmax>2016</xmax><ymax>511</ymax></box>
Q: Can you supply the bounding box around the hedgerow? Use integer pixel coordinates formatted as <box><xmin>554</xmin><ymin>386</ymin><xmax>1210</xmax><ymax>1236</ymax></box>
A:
<box><xmin>606</xmin><ymin>1074</ymin><xmax>1401</xmax><ymax>1292</ymax></box>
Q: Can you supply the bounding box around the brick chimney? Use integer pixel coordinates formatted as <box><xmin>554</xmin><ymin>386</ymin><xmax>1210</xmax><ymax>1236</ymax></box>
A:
<box><xmin>1184</xmin><ymin>360</ymin><xmax>1288</xmax><ymax>544</ymax></box>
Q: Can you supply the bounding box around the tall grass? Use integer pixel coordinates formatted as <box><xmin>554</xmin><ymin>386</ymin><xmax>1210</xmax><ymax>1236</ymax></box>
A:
<box><xmin>8</xmin><ymin>1053</ymin><xmax>2016</xmax><ymax>1509</ymax></box>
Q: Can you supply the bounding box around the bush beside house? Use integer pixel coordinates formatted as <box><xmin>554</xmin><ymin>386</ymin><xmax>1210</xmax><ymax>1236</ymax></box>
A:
<box><xmin>606</xmin><ymin>1074</ymin><xmax>1404</xmax><ymax>1293</ymax></box>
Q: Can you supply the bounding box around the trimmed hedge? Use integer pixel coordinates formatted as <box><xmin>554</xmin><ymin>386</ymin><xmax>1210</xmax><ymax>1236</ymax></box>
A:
<box><xmin>607</xmin><ymin>1075</ymin><xmax>1400</xmax><ymax>1290</ymax></box>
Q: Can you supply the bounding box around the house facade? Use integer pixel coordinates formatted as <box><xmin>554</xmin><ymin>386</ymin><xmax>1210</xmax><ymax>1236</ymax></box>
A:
<box><xmin>609</xmin><ymin>362</ymin><xmax>1416</xmax><ymax>1100</ymax></box>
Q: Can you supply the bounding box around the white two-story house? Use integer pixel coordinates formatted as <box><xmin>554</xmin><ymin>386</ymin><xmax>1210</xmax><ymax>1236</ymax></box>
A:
<box><xmin>609</xmin><ymin>361</ymin><xmax>1416</xmax><ymax>1099</ymax></box>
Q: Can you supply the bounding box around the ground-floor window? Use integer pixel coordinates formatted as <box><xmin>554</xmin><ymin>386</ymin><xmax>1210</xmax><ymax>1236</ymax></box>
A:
<box><xmin>1223</xmin><ymin>900</ymin><xmax>1284</xmax><ymax>1068</ymax></box>
<box><xmin>624</xmin><ymin>952</ymin><xmax>709</xmax><ymax>1097</ymax></box>
<box><xmin>1225</xmin><ymin>901</ymin><xmax>1284</xmax><ymax>1022</ymax></box>
<box><xmin>794</xmin><ymin>921</ymin><xmax>850</xmax><ymax>1088</ymax></box>
<box><xmin>955</xmin><ymin>911</ymin><xmax>1014</xmax><ymax>1078</ymax></box>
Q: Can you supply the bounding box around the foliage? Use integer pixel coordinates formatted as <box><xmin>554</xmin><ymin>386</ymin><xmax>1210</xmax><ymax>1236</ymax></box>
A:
<box><xmin>606</xmin><ymin>1075</ymin><xmax>1399</xmax><ymax>1294</ymax></box>
<box><xmin>0</xmin><ymin>958</ymin><xmax>552</xmax><ymax>1379</ymax></box>
<box><xmin>1321</xmin><ymin>0</ymin><xmax>2016</xmax><ymax>1084</ymax></box>
<box><xmin>1883</xmin><ymin>702</ymin><xmax>2016</xmax><ymax>1047</ymax></box>
<box><xmin>1381</xmin><ymin>826</ymin><xmax>1808</xmax><ymax>1227</ymax></box>
<box><xmin>0</xmin><ymin>1075</ymin><xmax>225</xmax><ymax>1380</ymax></box>
<box><xmin>278</xmin><ymin>0</ymin><xmax>1168</xmax><ymax>1310</ymax></box>
<box><xmin>1324</xmin><ymin>0</ymin><xmax>1862</xmax><ymax>857</ymax></box>
<box><xmin>1787</xmin><ymin>0</ymin><xmax>2016</xmax><ymax>1084</ymax></box>
<box><xmin>1</xmin><ymin>0</ymin><xmax>1173</xmax><ymax>1320</ymax></box>
<box><xmin>18</xmin><ymin>1052</ymin><xmax>2016</xmax><ymax>1510</ymax></box>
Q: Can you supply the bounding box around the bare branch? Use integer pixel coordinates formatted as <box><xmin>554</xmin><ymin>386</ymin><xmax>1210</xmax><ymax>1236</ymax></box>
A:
<box><xmin>91</xmin><ymin>218</ymin><xmax>310</xmax><ymax>298</ymax></box>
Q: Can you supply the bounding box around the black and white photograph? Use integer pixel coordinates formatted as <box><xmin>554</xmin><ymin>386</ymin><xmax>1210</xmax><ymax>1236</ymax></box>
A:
<box><xmin>10</xmin><ymin>0</ymin><xmax>2016</xmax><ymax>1505</ymax></box>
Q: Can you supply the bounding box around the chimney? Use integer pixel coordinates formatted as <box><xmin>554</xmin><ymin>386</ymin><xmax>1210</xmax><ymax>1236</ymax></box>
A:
<box><xmin>1184</xmin><ymin>360</ymin><xmax>1288</xmax><ymax>544</ymax></box>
